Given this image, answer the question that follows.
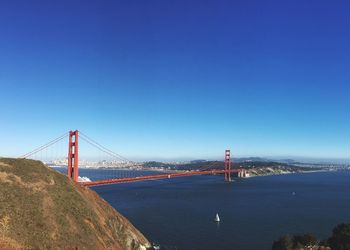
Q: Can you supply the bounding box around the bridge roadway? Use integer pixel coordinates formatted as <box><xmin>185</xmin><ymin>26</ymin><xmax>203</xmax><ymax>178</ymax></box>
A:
<box><xmin>81</xmin><ymin>169</ymin><xmax>242</xmax><ymax>187</ymax></box>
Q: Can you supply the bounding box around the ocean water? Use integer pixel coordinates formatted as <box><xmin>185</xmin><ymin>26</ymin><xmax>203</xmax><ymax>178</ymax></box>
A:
<box><xmin>55</xmin><ymin>168</ymin><xmax>350</xmax><ymax>249</ymax></box>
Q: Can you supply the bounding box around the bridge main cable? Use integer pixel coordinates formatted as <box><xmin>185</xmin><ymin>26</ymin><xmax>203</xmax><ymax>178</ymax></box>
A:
<box><xmin>20</xmin><ymin>132</ymin><xmax>69</xmax><ymax>159</ymax></box>
<box><xmin>79</xmin><ymin>131</ymin><xmax>132</xmax><ymax>163</ymax></box>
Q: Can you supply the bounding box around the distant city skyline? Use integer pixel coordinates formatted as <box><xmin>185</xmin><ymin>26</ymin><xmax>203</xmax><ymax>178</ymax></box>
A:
<box><xmin>1</xmin><ymin>1</ymin><xmax>350</xmax><ymax>160</ymax></box>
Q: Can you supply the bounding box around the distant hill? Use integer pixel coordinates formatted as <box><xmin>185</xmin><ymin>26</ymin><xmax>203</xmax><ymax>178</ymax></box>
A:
<box><xmin>142</xmin><ymin>159</ymin><xmax>291</xmax><ymax>170</ymax></box>
<box><xmin>234</xmin><ymin>157</ymin><xmax>270</xmax><ymax>163</ymax></box>
<box><xmin>143</xmin><ymin>160</ymin><xmax>223</xmax><ymax>170</ymax></box>
<box><xmin>0</xmin><ymin>158</ymin><xmax>151</xmax><ymax>250</ymax></box>
<box><xmin>142</xmin><ymin>159</ymin><xmax>321</xmax><ymax>175</ymax></box>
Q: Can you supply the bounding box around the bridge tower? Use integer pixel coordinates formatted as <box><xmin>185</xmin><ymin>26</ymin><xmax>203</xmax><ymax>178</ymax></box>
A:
<box><xmin>224</xmin><ymin>149</ymin><xmax>231</xmax><ymax>182</ymax></box>
<box><xmin>67</xmin><ymin>130</ymin><xmax>79</xmax><ymax>182</ymax></box>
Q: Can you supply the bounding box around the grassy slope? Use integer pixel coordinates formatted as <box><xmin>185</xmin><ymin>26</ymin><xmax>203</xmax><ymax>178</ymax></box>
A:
<box><xmin>0</xmin><ymin>158</ymin><xmax>151</xmax><ymax>250</ymax></box>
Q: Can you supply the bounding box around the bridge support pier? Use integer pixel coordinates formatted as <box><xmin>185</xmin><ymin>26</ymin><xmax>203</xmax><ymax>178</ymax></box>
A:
<box><xmin>224</xmin><ymin>149</ymin><xmax>231</xmax><ymax>182</ymax></box>
<box><xmin>67</xmin><ymin>130</ymin><xmax>79</xmax><ymax>182</ymax></box>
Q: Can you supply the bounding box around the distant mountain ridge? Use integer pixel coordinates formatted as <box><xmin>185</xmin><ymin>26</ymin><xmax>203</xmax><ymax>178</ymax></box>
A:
<box><xmin>141</xmin><ymin>158</ymin><xmax>326</xmax><ymax>175</ymax></box>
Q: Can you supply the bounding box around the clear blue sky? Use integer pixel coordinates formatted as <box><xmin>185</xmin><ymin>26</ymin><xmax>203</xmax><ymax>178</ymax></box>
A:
<box><xmin>1</xmin><ymin>0</ymin><xmax>349</xmax><ymax>160</ymax></box>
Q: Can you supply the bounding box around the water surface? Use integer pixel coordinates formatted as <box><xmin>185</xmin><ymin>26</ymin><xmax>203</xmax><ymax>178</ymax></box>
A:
<box><xmin>61</xmin><ymin>168</ymin><xmax>350</xmax><ymax>249</ymax></box>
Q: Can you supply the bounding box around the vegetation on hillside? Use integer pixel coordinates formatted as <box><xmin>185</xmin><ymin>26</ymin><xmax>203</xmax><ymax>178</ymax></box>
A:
<box><xmin>0</xmin><ymin>158</ymin><xmax>151</xmax><ymax>250</ymax></box>
<box><xmin>272</xmin><ymin>222</ymin><xmax>350</xmax><ymax>250</ymax></box>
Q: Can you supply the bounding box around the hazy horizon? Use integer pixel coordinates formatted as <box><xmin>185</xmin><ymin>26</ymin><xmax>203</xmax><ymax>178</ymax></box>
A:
<box><xmin>18</xmin><ymin>153</ymin><xmax>350</xmax><ymax>165</ymax></box>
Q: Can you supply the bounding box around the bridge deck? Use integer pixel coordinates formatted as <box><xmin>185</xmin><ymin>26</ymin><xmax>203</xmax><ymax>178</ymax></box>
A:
<box><xmin>81</xmin><ymin>169</ymin><xmax>241</xmax><ymax>187</ymax></box>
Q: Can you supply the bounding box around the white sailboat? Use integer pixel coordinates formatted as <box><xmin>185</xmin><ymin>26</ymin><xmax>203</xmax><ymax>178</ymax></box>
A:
<box><xmin>214</xmin><ymin>213</ymin><xmax>220</xmax><ymax>222</ymax></box>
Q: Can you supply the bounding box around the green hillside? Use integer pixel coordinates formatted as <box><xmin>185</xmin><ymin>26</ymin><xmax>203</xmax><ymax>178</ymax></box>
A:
<box><xmin>0</xmin><ymin>158</ymin><xmax>151</xmax><ymax>250</ymax></box>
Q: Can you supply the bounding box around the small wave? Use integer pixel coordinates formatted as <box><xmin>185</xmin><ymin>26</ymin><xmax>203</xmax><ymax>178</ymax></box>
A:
<box><xmin>78</xmin><ymin>176</ymin><xmax>92</xmax><ymax>182</ymax></box>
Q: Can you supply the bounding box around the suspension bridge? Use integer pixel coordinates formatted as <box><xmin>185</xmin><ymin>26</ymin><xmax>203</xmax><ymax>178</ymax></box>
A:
<box><xmin>20</xmin><ymin>130</ymin><xmax>245</xmax><ymax>187</ymax></box>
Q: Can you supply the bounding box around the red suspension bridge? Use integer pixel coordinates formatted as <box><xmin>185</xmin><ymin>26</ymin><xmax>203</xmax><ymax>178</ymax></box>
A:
<box><xmin>21</xmin><ymin>130</ymin><xmax>245</xmax><ymax>187</ymax></box>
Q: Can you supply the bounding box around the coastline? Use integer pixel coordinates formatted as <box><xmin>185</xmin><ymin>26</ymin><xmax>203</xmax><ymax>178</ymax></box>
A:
<box><xmin>245</xmin><ymin>169</ymin><xmax>334</xmax><ymax>179</ymax></box>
